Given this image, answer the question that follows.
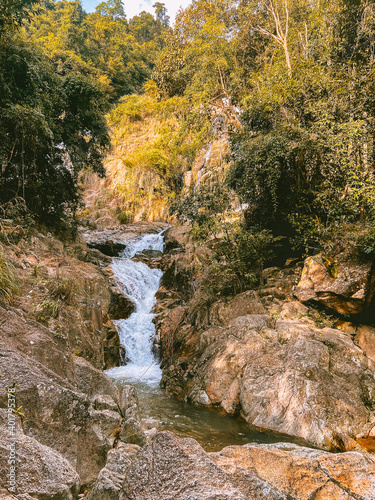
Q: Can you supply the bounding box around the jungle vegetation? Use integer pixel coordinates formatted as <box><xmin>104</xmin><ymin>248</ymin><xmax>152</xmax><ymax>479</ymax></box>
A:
<box><xmin>2</xmin><ymin>0</ymin><xmax>375</xmax><ymax>292</ymax></box>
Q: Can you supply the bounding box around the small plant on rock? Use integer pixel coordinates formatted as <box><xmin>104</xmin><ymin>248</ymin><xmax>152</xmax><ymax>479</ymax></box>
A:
<box><xmin>35</xmin><ymin>299</ymin><xmax>61</xmax><ymax>324</ymax></box>
<box><xmin>0</xmin><ymin>248</ymin><xmax>20</xmax><ymax>304</ymax></box>
<box><xmin>47</xmin><ymin>274</ymin><xmax>80</xmax><ymax>305</ymax></box>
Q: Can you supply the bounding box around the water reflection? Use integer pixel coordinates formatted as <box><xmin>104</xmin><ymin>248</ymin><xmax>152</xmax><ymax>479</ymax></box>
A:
<box><xmin>121</xmin><ymin>380</ymin><xmax>296</xmax><ymax>452</ymax></box>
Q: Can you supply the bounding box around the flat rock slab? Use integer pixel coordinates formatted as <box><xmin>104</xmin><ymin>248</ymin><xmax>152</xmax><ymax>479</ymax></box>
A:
<box><xmin>94</xmin><ymin>432</ymin><xmax>375</xmax><ymax>500</ymax></box>
<box><xmin>123</xmin><ymin>431</ymin><xmax>246</xmax><ymax>499</ymax></box>
<box><xmin>210</xmin><ymin>442</ymin><xmax>375</xmax><ymax>499</ymax></box>
<box><xmin>0</xmin><ymin>411</ymin><xmax>80</xmax><ymax>499</ymax></box>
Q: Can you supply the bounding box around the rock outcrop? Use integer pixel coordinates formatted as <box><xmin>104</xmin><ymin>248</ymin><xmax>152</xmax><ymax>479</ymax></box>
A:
<box><xmin>90</xmin><ymin>431</ymin><xmax>375</xmax><ymax>500</ymax></box>
<box><xmin>123</xmin><ymin>431</ymin><xmax>246</xmax><ymax>499</ymax></box>
<box><xmin>0</xmin><ymin>411</ymin><xmax>80</xmax><ymax>499</ymax></box>
<box><xmin>295</xmin><ymin>253</ymin><xmax>375</xmax><ymax>316</ymax></box>
<box><xmin>83</xmin><ymin>223</ymin><xmax>168</xmax><ymax>254</ymax></box>
<box><xmin>210</xmin><ymin>441</ymin><xmax>375</xmax><ymax>499</ymax></box>
<box><xmin>161</xmin><ymin>296</ymin><xmax>375</xmax><ymax>450</ymax></box>
<box><xmin>0</xmin><ymin>342</ymin><xmax>121</xmax><ymax>486</ymax></box>
<box><xmin>157</xmin><ymin>227</ymin><xmax>375</xmax><ymax>453</ymax></box>
<box><xmin>0</xmin><ymin>225</ymin><xmax>160</xmax><ymax>497</ymax></box>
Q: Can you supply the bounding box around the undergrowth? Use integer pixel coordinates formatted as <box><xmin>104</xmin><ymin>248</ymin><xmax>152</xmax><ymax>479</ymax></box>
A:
<box><xmin>0</xmin><ymin>247</ymin><xmax>20</xmax><ymax>304</ymax></box>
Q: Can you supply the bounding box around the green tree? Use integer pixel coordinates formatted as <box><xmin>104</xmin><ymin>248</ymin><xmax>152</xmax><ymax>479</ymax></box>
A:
<box><xmin>153</xmin><ymin>2</ymin><xmax>170</xmax><ymax>27</ymax></box>
<box><xmin>0</xmin><ymin>0</ymin><xmax>38</xmax><ymax>31</ymax></box>
<box><xmin>0</xmin><ymin>26</ymin><xmax>110</xmax><ymax>222</ymax></box>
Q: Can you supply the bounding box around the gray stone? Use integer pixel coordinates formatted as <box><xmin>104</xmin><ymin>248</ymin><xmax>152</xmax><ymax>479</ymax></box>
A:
<box><xmin>122</xmin><ymin>431</ymin><xmax>246</xmax><ymax>499</ymax></box>
<box><xmin>0</xmin><ymin>411</ymin><xmax>80</xmax><ymax>499</ymax></box>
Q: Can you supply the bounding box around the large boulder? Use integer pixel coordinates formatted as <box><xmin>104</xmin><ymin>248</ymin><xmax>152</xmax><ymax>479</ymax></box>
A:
<box><xmin>0</xmin><ymin>411</ymin><xmax>80</xmax><ymax>499</ymax></box>
<box><xmin>90</xmin><ymin>432</ymin><xmax>375</xmax><ymax>500</ymax></box>
<box><xmin>210</xmin><ymin>442</ymin><xmax>375</xmax><ymax>499</ymax></box>
<box><xmin>88</xmin><ymin>444</ymin><xmax>141</xmax><ymax>500</ymax></box>
<box><xmin>295</xmin><ymin>253</ymin><xmax>375</xmax><ymax>316</ymax></box>
<box><xmin>122</xmin><ymin>431</ymin><xmax>246</xmax><ymax>499</ymax></box>
<box><xmin>162</xmin><ymin>301</ymin><xmax>375</xmax><ymax>451</ymax></box>
<box><xmin>209</xmin><ymin>291</ymin><xmax>267</xmax><ymax>326</ymax></box>
<box><xmin>108</xmin><ymin>285</ymin><xmax>136</xmax><ymax>321</ymax></box>
<box><xmin>0</xmin><ymin>349</ymin><xmax>122</xmax><ymax>485</ymax></box>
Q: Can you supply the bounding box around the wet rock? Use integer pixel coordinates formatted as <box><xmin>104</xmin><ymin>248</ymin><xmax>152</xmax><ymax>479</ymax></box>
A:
<box><xmin>132</xmin><ymin>249</ymin><xmax>163</xmax><ymax>268</ymax></box>
<box><xmin>122</xmin><ymin>431</ymin><xmax>246</xmax><ymax>499</ymax></box>
<box><xmin>83</xmin><ymin>223</ymin><xmax>168</xmax><ymax>257</ymax></box>
<box><xmin>210</xmin><ymin>442</ymin><xmax>375</xmax><ymax>500</ymax></box>
<box><xmin>73</xmin><ymin>244</ymin><xmax>112</xmax><ymax>265</ymax></box>
<box><xmin>295</xmin><ymin>253</ymin><xmax>375</xmax><ymax>315</ymax></box>
<box><xmin>102</xmin><ymin>320</ymin><xmax>122</xmax><ymax>370</ymax></box>
<box><xmin>88</xmin><ymin>240</ymin><xmax>127</xmax><ymax>257</ymax></box>
<box><xmin>0</xmin><ymin>411</ymin><xmax>80</xmax><ymax>499</ymax></box>
<box><xmin>108</xmin><ymin>285</ymin><xmax>136</xmax><ymax>320</ymax></box>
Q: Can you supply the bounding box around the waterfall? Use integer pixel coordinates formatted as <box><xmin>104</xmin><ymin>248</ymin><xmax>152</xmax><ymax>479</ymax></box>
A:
<box><xmin>105</xmin><ymin>232</ymin><xmax>164</xmax><ymax>384</ymax></box>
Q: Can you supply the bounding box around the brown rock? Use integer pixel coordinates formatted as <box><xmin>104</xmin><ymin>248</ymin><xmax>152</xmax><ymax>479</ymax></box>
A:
<box><xmin>163</xmin><ymin>225</ymin><xmax>191</xmax><ymax>253</ymax></box>
<box><xmin>102</xmin><ymin>320</ymin><xmax>121</xmax><ymax>369</ymax></box>
<box><xmin>209</xmin><ymin>291</ymin><xmax>266</xmax><ymax>326</ymax></box>
<box><xmin>108</xmin><ymin>285</ymin><xmax>136</xmax><ymax>321</ymax></box>
<box><xmin>0</xmin><ymin>349</ymin><xmax>121</xmax><ymax>485</ymax></box>
<box><xmin>122</xmin><ymin>431</ymin><xmax>246</xmax><ymax>499</ymax></box>
<box><xmin>210</xmin><ymin>442</ymin><xmax>375</xmax><ymax>500</ymax></box>
<box><xmin>0</xmin><ymin>411</ymin><xmax>80</xmax><ymax>499</ymax></box>
<box><xmin>119</xmin><ymin>417</ymin><xmax>147</xmax><ymax>446</ymax></box>
<box><xmin>295</xmin><ymin>253</ymin><xmax>375</xmax><ymax>315</ymax></box>
<box><xmin>164</xmin><ymin>315</ymin><xmax>375</xmax><ymax>450</ymax></box>
<box><xmin>355</xmin><ymin>325</ymin><xmax>375</xmax><ymax>362</ymax></box>
<box><xmin>74</xmin><ymin>356</ymin><xmax>120</xmax><ymax>402</ymax></box>
<box><xmin>88</xmin><ymin>444</ymin><xmax>141</xmax><ymax>500</ymax></box>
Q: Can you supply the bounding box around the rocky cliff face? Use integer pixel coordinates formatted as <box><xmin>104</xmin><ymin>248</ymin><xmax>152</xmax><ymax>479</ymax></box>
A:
<box><xmin>0</xmin><ymin>225</ymin><xmax>159</xmax><ymax>497</ymax></box>
<box><xmin>156</xmin><ymin>226</ymin><xmax>375</xmax><ymax>455</ymax></box>
<box><xmin>2</xmin><ymin>222</ymin><xmax>375</xmax><ymax>499</ymax></box>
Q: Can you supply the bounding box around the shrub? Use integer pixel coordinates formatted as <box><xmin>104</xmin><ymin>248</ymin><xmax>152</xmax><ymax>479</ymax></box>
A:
<box><xmin>35</xmin><ymin>299</ymin><xmax>60</xmax><ymax>324</ymax></box>
<box><xmin>47</xmin><ymin>275</ymin><xmax>79</xmax><ymax>305</ymax></box>
<box><xmin>172</xmin><ymin>182</ymin><xmax>280</xmax><ymax>296</ymax></box>
<box><xmin>0</xmin><ymin>248</ymin><xmax>20</xmax><ymax>304</ymax></box>
<box><xmin>117</xmin><ymin>211</ymin><xmax>134</xmax><ymax>225</ymax></box>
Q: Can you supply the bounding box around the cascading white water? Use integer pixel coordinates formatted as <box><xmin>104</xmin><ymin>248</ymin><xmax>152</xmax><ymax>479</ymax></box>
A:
<box><xmin>103</xmin><ymin>228</ymin><xmax>294</xmax><ymax>451</ymax></box>
<box><xmin>105</xmin><ymin>232</ymin><xmax>164</xmax><ymax>384</ymax></box>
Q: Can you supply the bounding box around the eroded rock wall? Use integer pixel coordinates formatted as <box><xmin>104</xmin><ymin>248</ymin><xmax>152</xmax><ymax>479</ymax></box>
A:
<box><xmin>156</xmin><ymin>226</ymin><xmax>375</xmax><ymax>453</ymax></box>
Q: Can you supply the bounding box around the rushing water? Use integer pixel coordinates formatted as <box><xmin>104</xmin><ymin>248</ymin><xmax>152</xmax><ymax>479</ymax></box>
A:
<box><xmin>105</xmin><ymin>230</ymin><xmax>295</xmax><ymax>451</ymax></box>
<box><xmin>106</xmin><ymin>232</ymin><xmax>164</xmax><ymax>384</ymax></box>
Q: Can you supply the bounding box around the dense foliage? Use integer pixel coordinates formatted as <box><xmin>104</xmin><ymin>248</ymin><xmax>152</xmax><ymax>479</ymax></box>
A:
<box><xmin>154</xmin><ymin>0</ymin><xmax>375</xmax><ymax>258</ymax></box>
<box><xmin>25</xmin><ymin>0</ymin><xmax>169</xmax><ymax>101</ymax></box>
<box><xmin>3</xmin><ymin>0</ymin><xmax>375</xmax><ymax>281</ymax></box>
<box><xmin>0</xmin><ymin>0</ymin><xmax>169</xmax><ymax>224</ymax></box>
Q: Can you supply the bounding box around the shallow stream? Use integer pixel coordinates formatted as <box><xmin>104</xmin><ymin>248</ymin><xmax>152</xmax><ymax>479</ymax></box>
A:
<box><xmin>105</xmin><ymin>231</ymin><xmax>293</xmax><ymax>452</ymax></box>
